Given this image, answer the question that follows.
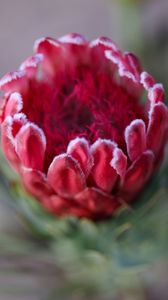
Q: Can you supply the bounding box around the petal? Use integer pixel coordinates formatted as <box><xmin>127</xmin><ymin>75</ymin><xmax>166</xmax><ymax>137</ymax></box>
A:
<box><xmin>1</xmin><ymin>116</ymin><xmax>20</xmax><ymax>171</ymax></box>
<box><xmin>91</xmin><ymin>139</ymin><xmax>118</xmax><ymax>192</ymax></box>
<box><xmin>110</xmin><ymin>147</ymin><xmax>127</xmax><ymax>179</ymax></box>
<box><xmin>34</xmin><ymin>37</ymin><xmax>62</xmax><ymax>77</ymax></box>
<box><xmin>21</xmin><ymin>167</ymin><xmax>53</xmax><ymax>198</ymax></box>
<box><xmin>140</xmin><ymin>71</ymin><xmax>155</xmax><ymax>90</ymax></box>
<box><xmin>4</xmin><ymin>92</ymin><xmax>23</xmax><ymax>118</ymax></box>
<box><xmin>47</xmin><ymin>154</ymin><xmax>86</xmax><ymax>198</ymax></box>
<box><xmin>125</xmin><ymin>119</ymin><xmax>146</xmax><ymax>161</ymax></box>
<box><xmin>123</xmin><ymin>52</ymin><xmax>142</xmax><ymax>80</ymax></box>
<box><xmin>59</xmin><ymin>33</ymin><xmax>87</xmax><ymax>45</ymax></box>
<box><xmin>0</xmin><ymin>71</ymin><xmax>27</xmax><ymax>93</ymax></box>
<box><xmin>147</xmin><ymin>103</ymin><xmax>168</xmax><ymax>154</ymax></box>
<box><xmin>0</xmin><ymin>94</ymin><xmax>9</xmax><ymax>124</ymax></box>
<box><xmin>122</xmin><ymin>150</ymin><xmax>154</xmax><ymax>195</ymax></box>
<box><xmin>42</xmin><ymin>195</ymin><xmax>72</xmax><ymax>215</ymax></box>
<box><xmin>90</xmin><ymin>36</ymin><xmax>118</xmax><ymax>51</ymax></box>
<box><xmin>67</xmin><ymin>137</ymin><xmax>93</xmax><ymax>177</ymax></box>
<box><xmin>15</xmin><ymin>123</ymin><xmax>46</xmax><ymax>170</ymax></box>
<box><xmin>42</xmin><ymin>194</ymin><xmax>91</xmax><ymax>218</ymax></box>
<box><xmin>75</xmin><ymin>187</ymin><xmax>119</xmax><ymax>218</ymax></box>
<box><xmin>148</xmin><ymin>83</ymin><xmax>165</xmax><ymax>104</ymax></box>
<box><xmin>20</xmin><ymin>54</ymin><xmax>43</xmax><ymax>78</ymax></box>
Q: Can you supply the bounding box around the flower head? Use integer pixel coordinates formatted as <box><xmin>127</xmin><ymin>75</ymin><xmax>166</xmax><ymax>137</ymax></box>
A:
<box><xmin>0</xmin><ymin>34</ymin><xmax>168</xmax><ymax>220</ymax></box>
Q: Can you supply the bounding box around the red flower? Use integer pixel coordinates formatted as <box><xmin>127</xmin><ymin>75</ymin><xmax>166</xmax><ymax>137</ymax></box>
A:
<box><xmin>0</xmin><ymin>34</ymin><xmax>168</xmax><ymax>220</ymax></box>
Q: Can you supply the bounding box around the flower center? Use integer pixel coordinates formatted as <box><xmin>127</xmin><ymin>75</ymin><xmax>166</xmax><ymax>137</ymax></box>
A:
<box><xmin>23</xmin><ymin>66</ymin><xmax>145</xmax><ymax>172</ymax></box>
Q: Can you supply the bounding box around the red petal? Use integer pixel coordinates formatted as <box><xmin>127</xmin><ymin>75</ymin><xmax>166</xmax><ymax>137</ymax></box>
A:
<box><xmin>1</xmin><ymin>116</ymin><xmax>20</xmax><ymax>171</ymax></box>
<box><xmin>20</xmin><ymin>54</ymin><xmax>43</xmax><ymax>78</ymax></box>
<box><xmin>91</xmin><ymin>139</ymin><xmax>118</xmax><ymax>192</ymax></box>
<box><xmin>147</xmin><ymin>103</ymin><xmax>168</xmax><ymax>154</ymax></box>
<box><xmin>42</xmin><ymin>194</ymin><xmax>91</xmax><ymax>218</ymax></box>
<box><xmin>4</xmin><ymin>93</ymin><xmax>23</xmax><ymax>118</ymax></box>
<box><xmin>122</xmin><ymin>151</ymin><xmax>154</xmax><ymax>195</ymax></box>
<box><xmin>125</xmin><ymin>119</ymin><xmax>146</xmax><ymax>161</ymax></box>
<box><xmin>0</xmin><ymin>71</ymin><xmax>27</xmax><ymax>93</ymax></box>
<box><xmin>75</xmin><ymin>187</ymin><xmax>119</xmax><ymax>218</ymax></box>
<box><xmin>34</xmin><ymin>37</ymin><xmax>62</xmax><ymax>77</ymax></box>
<box><xmin>148</xmin><ymin>83</ymin><xmax>165</xmax><ymax>104</ymax></box>
<box><xmin>0</xmin><ymin>94</ymin><xmax>9</xmax><ymax>124</ymax></box>
<box><xmin>140</xmin><ymin>71</ymin><xmax>155</xmax><ymax>89</ymax></box>
<box><xmin>124</xmin><ymin>52</ymin><xmax>142</xmax><ymax>80</ymax></box>
<box><xmin>47</xmin><ymin>154</ymin><xmax>86</xmax><ymax>198</ymax></box>
<box><xmin>42</xmin><ymin>195</ymin><xmax>72</xmax><ymax>215</ymax></box>
<box><xmin>22</xmin><ymin>168</ymin><xmax>53</xmax><ymax>198</ymax></box>
<box><xmin>90</xmin><ymin>36</ymin><xmax>118</xmax><ymax>52</ymax></box>
<box><xmin>59</xmin><ymin>33</ymin><xmax>87</xmax><ymax>45</ymax></box>
<box><xmin>15</xmin><ymin>123</ymin><xmax>46</xmax><ymax>170</ymax></box>
<box><xmin>111</xmin><ymin>147</ymin><xmax>127</xmax><ymax>179</ymax></box>
<box><xmin>67</xmin><ymin>137</ymin><xmax>93</xmax><ymax>177</ymax></box>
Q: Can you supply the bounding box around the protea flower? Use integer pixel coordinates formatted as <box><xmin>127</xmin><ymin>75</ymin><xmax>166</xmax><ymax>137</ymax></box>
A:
<box><xmin>0</xmin><ymin>34</ymin><xmax>167</xmax><ymax>220</ymax></box>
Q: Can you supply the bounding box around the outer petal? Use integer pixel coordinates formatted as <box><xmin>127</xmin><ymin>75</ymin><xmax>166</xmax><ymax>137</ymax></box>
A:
<box><xmin>1</xmin><ymin>114</ymin><xmax>27</xmax><ymax>171</ymax></box>
<box><xmin>0</xmin><ymin>94</ymin><xmax>9</xmax><ymax>124</ymax></box>
<box><xmin>34</xmin><ymin>37</ymin><xmax>62</xmax><ymax>77</ymax></box>
<box><xmin>122</xmin><ymin>150</ymin><xmax>154</xmax><ymax>195</ymax></box>
<box><xmin>147</xmin><ymin>103</ymin><xmax>168</xmax><ymax>154</ymax></box>
<box><xmin>123</xmin><ymin>52</ymin><xmax>142</xmax><ymax>80</ymax></box>
<box><xmin>67</xmin><ymin>137</ymin><xmax>93</xmax><ymax>177</ymax></box>
<box><xmin>21</xmin><ymin>167</ymin><xmax>53</xmax><ymax>198</ymax></box>
<box><xmin>4</xmin><ymin>92</ymin><xmax>23</xmax><ymax>118</ymax></box>
<box><xmin>125</xmin><ymin>119</ymin><xmax>146</xmax><ymax>161</ymax></box>
<box><xmin>20</xmin><ymin>54</ymin><xmax>43</xmax><ymax>78</ymax></box>
<box><xmin>42</xmin><ymin>195</ymin><xmax>72</xmax><ymax>215</ymax></box>
<box><xmin>0</xmin><ymin>71</ymin><xmax>27</xmax><ymax>93</ymax></box>
<box><xmin>148</xmin><ymin>83</ymin><xmax>165</xmax><ymax>104</ymax></box>
<box><xmin>140</xmin><ymin>71</ymin><xmax>155</xmax><ymax>89</ymax></box>
<box><xmin>110</xmin><ymin>147</ymin><xmax>127</xmax><ymax>179</ymax></box>
<box><xmin>47</xmin><ymin>154</ymin><xmax>86</xmax><ymax>198</ymax></box>
<box><xmin>15</xmin><ymin>123</ymin><xmax>46</xmax><ymax>171</ymax></box>
<box><xmin>91</xmin><ymin>139</ymin><xmax>118</xmax><ymax>192</ymax></box>
<box><xmin>75</xmin><ymin>187</ymin><xmax>119</xmax><ymax>219</ymax></box>
<box><xmin>1</xmin><ymin>116</ymin><xmax>20</xmax><ymax>171</ymax></box>
<box><xmin>105</xmin><ymin>50</ymin><xmax>142</xmax><ymax>97</ymax></box>
<box><xmin>42</xmin><ymin>195</ymin><xmax>91</xmax><ymax>218</ymax></box>
<box><xmin>59</xmin><ymin>33</ymin><xmax>87</xmax><ymax>45</ymax></box>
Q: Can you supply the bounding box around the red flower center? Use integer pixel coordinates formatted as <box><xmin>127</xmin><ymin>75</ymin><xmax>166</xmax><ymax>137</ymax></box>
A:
<box><xmin>22</xmin><ymin>60</ymin><xmax>145</xmax><ymax>172</ymax></box>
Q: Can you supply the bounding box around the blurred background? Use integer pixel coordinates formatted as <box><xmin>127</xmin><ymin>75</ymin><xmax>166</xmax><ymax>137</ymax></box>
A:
<box><xmin>0</xmin><ymin>0</ymin><xmax>168</xmax><ymax>299</ymax></box>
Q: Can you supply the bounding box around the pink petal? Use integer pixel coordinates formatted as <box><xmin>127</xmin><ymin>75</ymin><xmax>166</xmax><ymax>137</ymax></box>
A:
<box><xmin>147</xmin><ymin>103</ymin><xmax>168</xmax><ymax>154</ymax></box>
<box><xmin>4</xmin><ymin>93</ymin><xmax>23</xmax><ymax>118</ymax></box>
<box><xmin>1</xmin><ymin>116</ymin><xmax>20</xmax><ymax>171</ymax></box>
<box><xmin>15</xmin><ymin>123</ymin><xmax>46</xmax><ymax>170</ymax></box>
<box><xmin>0</xmin><ymin>94</ymin><xmax>9</xmax><ymax>124</ymax></box>
<box><xmin>0</xmin><ymin>71</ymin><xmax>27</xmax><ymax>93</ymax></box>
<box><xmin>34</xmin><ymin>37</ymin><xmax>62</xmax><ymax>77</ymax></box>
<box><xmin>140</xmin><ymin>71</ymin><xmax>155</xmax><ymax>89</ymax></box>
<box><xmin>21</xmin><ymin>168</ymin><xmax>53</xmax><ymax>198</ymax></box>
<box><xmin>42</xmin><ymin>195</ymin><xmax>72</xmax><ymax>215</ymax></box>
<box><xmin>67</xmin><ymin>137</ymin><xmax>93</xmax><ymax>177</ymax></box>
<box><xmin>91</xmin><ymin>139</ymin><xmax>118</xmax><ymax>192</ymax></box>
<box><xmin>148</xmin><ymin>83</ymin><xmax>165</xmax><ymax>104</ymax></box>
<box><xmin>42</xmin><ymin>195</ymin><xmax>91</xmax><ymax>218</ymax></box>
<box><xmin>59</xmin><ymin>33</ymin><xmax>87</xmax><ymax>45</ymax></box>
<box><xmin>47</xmin><ymin>154</ymin><xmax>86</xmax><ymax>198</ymax></box>
<box><xmin>110</xmin><ymin>147</ymin><xmax>127</xmax><ymax>179</ymax></box>
<box><xmin>20</xmin><ymin>54</ymin><xmax>43</xmax><ymax>78</ymax></box>
<box><xmin>90</xmin><ymin>37</ymin><xmax>118</xmax><ymax>52</ymax></box>
<box><xmin>124</xmin><ymin>52</ymin><xmax>142</xmax><ymax>80</ymax></box>
<box><xmin>125</xmin><ymin>119</ymin><xmax>146</xmax><ymax>161</ymax></box>
<box><xmin>122</xmin><ymin>150</ymin><xmax>154</xmax><ymax>195</ymax></box>
<box><xmin>75</xmin><ymin>187</ymin><xmax>119</xmax><ymax>218</ymax></box>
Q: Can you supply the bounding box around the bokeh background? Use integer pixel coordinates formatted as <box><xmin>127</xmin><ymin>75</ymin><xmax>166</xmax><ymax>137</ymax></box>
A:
<box><xmin>0</xmin><ymin>0</ymin><xmax>168</xmax><ymax>299</ymax></box>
